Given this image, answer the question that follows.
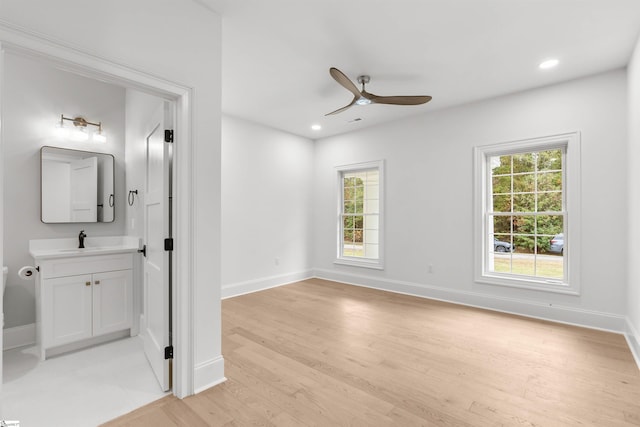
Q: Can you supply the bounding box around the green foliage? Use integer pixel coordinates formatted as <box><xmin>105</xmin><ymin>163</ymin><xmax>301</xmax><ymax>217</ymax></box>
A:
<box><xmin>491</xmin><ymin>149</ymin><xmax>563</xmax><ymax>253</ymax></box>
<box><xmin>343</xmin><ymin>176</ymin><xmax>365</xmax><ymax>243</ymax></box>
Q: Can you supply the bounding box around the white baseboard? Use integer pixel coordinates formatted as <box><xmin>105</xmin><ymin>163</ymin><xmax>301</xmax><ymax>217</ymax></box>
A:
<box><xmin>626</xmin><ymin>317</ymin><xmax>640</xmax><ymax>370</ymax></box>
<box><xmin>194</xmin><ymin>355</ymin><xmax>226</xmax><ymax>394</ymax></box>
<box><xmin>313</xmin><ymin>268</ymin><xmax>627</xmax><ymax>334</ymax></box>
<box><xmin>3</xmin><ymin>323</ymin><xmax>36</xmax><ymax>350</ymax></box>
<box><xmin>222</xmin><ymin>270</ymin><xmax>313</xmax><ymax>299</ymax></box>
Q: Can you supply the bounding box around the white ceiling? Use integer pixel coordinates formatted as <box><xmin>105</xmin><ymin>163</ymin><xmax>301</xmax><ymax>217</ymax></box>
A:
<box><xmin>201</xmin><ymin>0</ymin><xmax>640</xmax><ymax>139</ymax></box>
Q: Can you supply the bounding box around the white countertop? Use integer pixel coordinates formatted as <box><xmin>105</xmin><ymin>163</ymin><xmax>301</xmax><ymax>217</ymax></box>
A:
<box><xmin>29</xmin><ymin>236</ymin><xmax>141</xmax><ymax>260</ymax></box>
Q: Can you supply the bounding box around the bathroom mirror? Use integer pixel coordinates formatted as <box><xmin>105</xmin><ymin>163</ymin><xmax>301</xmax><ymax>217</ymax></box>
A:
<box><xmin>40</xmin><ymin>146</ymin><xmax>115</xmax><ymax>223</ymax></box>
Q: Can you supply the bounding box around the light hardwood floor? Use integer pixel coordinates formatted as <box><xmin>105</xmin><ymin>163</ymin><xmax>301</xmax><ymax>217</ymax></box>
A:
<box><xmin>103</xmin><ymin>278</ymin><xmax>640</xmax><ymax>426</ymax></box>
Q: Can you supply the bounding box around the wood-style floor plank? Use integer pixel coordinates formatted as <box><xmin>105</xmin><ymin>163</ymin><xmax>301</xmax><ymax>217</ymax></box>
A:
<box><xmin>103</xmin><ymin>278</ymin><xmax>640</xmax><ymax>426</ymax></box>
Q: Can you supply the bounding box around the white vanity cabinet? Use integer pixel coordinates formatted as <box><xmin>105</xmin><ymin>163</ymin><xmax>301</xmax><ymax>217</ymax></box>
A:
<box><xmin>36</xmin><ymin>252</ymin><xmax>134</xmax><ymax>359</ymax></box>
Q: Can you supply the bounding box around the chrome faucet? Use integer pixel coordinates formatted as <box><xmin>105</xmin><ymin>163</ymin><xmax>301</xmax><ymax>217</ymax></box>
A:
<box><xmin>78</xmin><ymin>230</ymin><xmax>86</xmax><ymax>248</ymax></box>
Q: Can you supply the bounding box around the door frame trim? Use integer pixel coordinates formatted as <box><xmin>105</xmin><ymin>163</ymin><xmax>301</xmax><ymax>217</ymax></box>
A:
<box><xmin>0</xmin><ymin>22</ymin><xmax>195</xmax><ymax>397</ymax></box>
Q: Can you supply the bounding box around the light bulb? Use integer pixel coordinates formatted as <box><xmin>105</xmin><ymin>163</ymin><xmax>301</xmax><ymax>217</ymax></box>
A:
<box><xmin>70</xmin><ymin>128</ymin><xmax>89</xmax><ymax>142</ymax></box>
<box><xmin>54</xmin><ymin>123</ymin><xmax>68</xmax><ymax>138</ymax></box>
<box><xmin>93</xmin><ymin>131</ymin><xmax>107</xmax><ymax>143</ymax></box>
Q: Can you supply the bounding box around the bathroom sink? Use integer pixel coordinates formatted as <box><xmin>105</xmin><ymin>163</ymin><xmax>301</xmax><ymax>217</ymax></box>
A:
<box><xmin>59</xmin><ymin>247</ymin><xmax>105</xmax><ymax>252</ymax></box>
<box><xmin>29</xmin><ymin>236</ymin><xmax>141</xmax><ymax>260</ymax></box>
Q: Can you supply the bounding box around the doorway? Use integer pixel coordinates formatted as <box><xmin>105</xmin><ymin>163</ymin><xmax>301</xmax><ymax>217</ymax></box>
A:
<box><xmin>0</xmin><ymin>43</ymin><xmax>186</xmax><ymax>422</ymax></box>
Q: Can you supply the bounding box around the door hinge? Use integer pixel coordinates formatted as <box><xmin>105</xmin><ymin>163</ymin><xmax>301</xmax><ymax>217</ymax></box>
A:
<box><xmin>164</xmin><ymin>345</ymin><xmax>173</xmax><ymax>359</ymax></box>
<box><xmin>164</xmin><ymin>129</ymin><xmax>174</xmax><ymax>143</ymax></box>
<box><xmin>164</xmin><ymin>238</ymin><xmax>174</xmax><ymax>251</ymax></box>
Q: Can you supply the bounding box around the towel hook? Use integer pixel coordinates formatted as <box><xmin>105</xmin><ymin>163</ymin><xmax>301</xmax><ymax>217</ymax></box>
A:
<box><xmin>128</xmin><ymin>190</ymin><xmax>138</xmax><ymax>206</ymax></box>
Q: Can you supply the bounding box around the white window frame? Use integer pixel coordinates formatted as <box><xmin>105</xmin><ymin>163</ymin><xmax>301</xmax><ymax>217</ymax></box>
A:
<box><xmin>335</xmin><ymin>160</ymin><xmax>385</xmax><ymax>270</ymax></box>
<box><xmin>474</xmin><ymin>133</ymin><xmax>581</xmax><ymax>295</ymax></box>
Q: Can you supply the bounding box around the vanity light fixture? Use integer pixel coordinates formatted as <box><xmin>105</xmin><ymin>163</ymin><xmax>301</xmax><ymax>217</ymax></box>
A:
<box><xmin>56</xmin><ymin>114</ymin><xmax>107</xmax><ymax>143</ymax></box>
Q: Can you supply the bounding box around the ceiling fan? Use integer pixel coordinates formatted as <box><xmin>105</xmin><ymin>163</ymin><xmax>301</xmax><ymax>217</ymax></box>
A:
<box><xmin>326</xmin><ymin>67</ymin><xmax>432</xmax><ymax>116</ymax></box>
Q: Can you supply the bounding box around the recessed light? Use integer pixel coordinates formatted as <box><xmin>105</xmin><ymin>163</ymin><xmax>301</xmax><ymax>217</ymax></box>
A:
<box><xmin>539</xmin><ymin>58</ymin><xmax>559</xmax><ymax>70</ymax></box>
<box><xmin>311</xmin><ymin>124</ymin><xmax>322</xmax><ymax>131</ymax></box>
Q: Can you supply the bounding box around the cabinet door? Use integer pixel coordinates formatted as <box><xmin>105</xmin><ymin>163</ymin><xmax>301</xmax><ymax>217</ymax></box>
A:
<box><xmin>92</xmin><ymin>270</ymin><xmax>132</xmax><ymax>336</ymax></box>
<box><xmin>43</xmin><ymin>274</ymin><xmax>93</xmax><ymax>348</ymax></box>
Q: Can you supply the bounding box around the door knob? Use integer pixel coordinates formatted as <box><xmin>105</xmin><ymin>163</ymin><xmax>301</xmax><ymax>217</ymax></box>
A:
<box><xmin>94</xmin><ymin>280</ymin><xmax>100</xmax><ymax>285</ymax></box>
<box><xmin>85</xmin><ymin>281</ymin><xmax>91</xmax><ymax>286</ymax></box>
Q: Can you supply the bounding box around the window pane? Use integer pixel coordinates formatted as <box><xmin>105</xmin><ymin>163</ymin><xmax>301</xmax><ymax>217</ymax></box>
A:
<box><xmin>355</xmin><ymin>201</ymin><xmax>364</xmax><ymax>213</ymax></box>
<box><xmin>343</xmin><ymin>243</ymin><xmax>363</xmax><ymax>257</ymax></box>
<box><xmin>537</xmin><ymin>192</ymin><xmax>562</xmax><ymax>212</ymax></box>
<box><xmin>490</xmin><ymin>155</ymin><xmax>511</xmax><ymax>175</ymax></box>
<box><xmin>492</xmin><ymin>175</ymin><xmax>511</xmax><ymax>194</ymax></box>
<box><xmin>538</xmin><ymin>257</ymin><xmax>563</xmax><ymax>279</ymax></box>
<box><xmin>365</xmin><ymin>199</ymin><xmax>379</xmax><ymax>213</ymax></box>
<box><xmin>343</xmin><ymin>216</ymin><xmax>353</xmax><ymax>229</ymax></box>
<box><xmin>354</xmin><ymin>215</ymin><xmax>363</xmax><ymax>229</ymax></box>
<box><xmin>343</xmin><ymin>228</ymin><xmax>354</xmax><ymax>247</ymax></box>
<box><xmin>514</xmin><ymin>254</ymin><xmax>536</xmax><ymax>276</ymax></box>
<box><xmin>513</xmin><ymin>174</ymin><xmax>534</xmax><ymax>193</ymax></box>
<box><xmin>537</xmin><ymin>149</ymin><xmax>562</xmax><ymax>171</ymax></box>
<box><xmin>493</xmin><ymin>234</ymin><xmax>512</xmax><ymax>253</ymax></box>
<box><xmin>513</xmin><ymin>153</ymin><xmax>535</xmax><ymax>173</ymax></box>
<box><xmin>366</xmin><ymin>184</ymin><xmax>379</xmax><ymax>199</ymax></box>
<box><xmin>492</xmin><ymin>252</ymin><xmax>512</xmax><ymax>273</ymax></box>
<box><xmin>344</xmin><ymin>200</ymin><xmax>355</xmax><ymax>213</ymax></box>
<box><xmin>365</xmin><ymin>244</ymin><xmax>379</xmax><ymax>259</ymax></box>
<box><xmin>365</xmin><ymin>215</ymin><xmax>379</xmax><ymax>230</ymax></box>
<box><xmin>344</xmin><ymin>187</ymin><xmax>355</xmax><ymax>202</ymax></box>
<box><xmin>513</xmin><ymin>193</ymin><xmax>534</xmax><ymax>212</ymax></box>
<box><xmin>492</xmin><ymin>215</ymin><xmax>511</xmax><ymax>234</ymax></box>
<box><xmin>538</xmin><ymin>171</ymin><xmax>562</xmax><ymax>192</ymax></box>
<box><xmin>493</xmin><ymin>194</ymin><xmax>511</xmax><ymax>212</ymax></box>
<box><xmin>364</xmin><ymin>229</ymin><xmax>379</xmax><ymax>244</ymax></box>
<box><xmin>514</xmin><ymin>235</ymin><xmax>533</xmax><ymax>254</ymax></box>
<box><xmin>513</xmin><ymin>215</ymin><xmax>535</xmax><ymax>235</ymax></box>
<box><xmin>536</xmin><ymin>215</ymin><xmax>563</xmax><ymax>237</ymax></box>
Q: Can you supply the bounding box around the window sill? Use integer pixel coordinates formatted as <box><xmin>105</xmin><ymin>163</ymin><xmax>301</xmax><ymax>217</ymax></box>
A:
<box><xmin>334</xmin><ymin>258</ymin><xmax>384</xmax><ymax>270</ymax></box>
<box><xmin>475</xmin><ymin>274</ymin><xmax>579</xmax><ymax>295</ymax></box>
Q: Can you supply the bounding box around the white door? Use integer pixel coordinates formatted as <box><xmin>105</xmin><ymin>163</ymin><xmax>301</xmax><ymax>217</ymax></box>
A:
<box><xmin>142</xmin><ymin>102</ymin><xmax>172</xmax><ymax>391</ymax></box>
<box><xmin>70</xmin><ymin>156</ymin><xmax>98</xmax><ymax>222</ymax></box>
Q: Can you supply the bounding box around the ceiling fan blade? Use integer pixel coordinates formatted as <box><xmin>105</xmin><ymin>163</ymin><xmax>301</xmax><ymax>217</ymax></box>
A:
<box><xmin>329</xmin><ymin>67</ymin><xmax>362</xmax><ymax>98</ymax></box>
<box><xmin>325</xmin><ymin>97</ymin><xmax>357</xmax><ymax>116</ymax></box>
<box><xmin>364</xmin><ymin>91</ymin><xmax>432</xmax><ymax>106</ymax></box>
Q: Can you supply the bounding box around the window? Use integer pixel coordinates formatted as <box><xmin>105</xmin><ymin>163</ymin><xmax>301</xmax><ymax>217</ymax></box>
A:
<box><xmin>335</xmin><ymin>161</ymin><xmax>384</xmax><ymax>269</ymax></box>
<box><xmin>474</xmin><ymin>133</ymin><xmax>581</xmax><ymax>294</ymax></box>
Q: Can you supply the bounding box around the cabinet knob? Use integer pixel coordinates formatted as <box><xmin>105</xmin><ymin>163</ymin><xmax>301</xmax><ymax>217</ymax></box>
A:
<box><xmin>94</xmin><ymin>280</ymin><xmax>100</xmax><ymax>285</ymax></box>
<box><xmin>85</xmin><ymin>281</ymin><xmax>91</xmax><ymax>287</ymax></box>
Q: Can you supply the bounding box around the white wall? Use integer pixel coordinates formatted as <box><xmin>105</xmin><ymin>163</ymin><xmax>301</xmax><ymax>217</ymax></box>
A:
<box><xmin>221</xmin><ymin>115</ymin><xmax>314</xmax><ymax>297</ymax></box>
<box><xmin>0</xmin><ymin>0</ymin><xmax>223</xmax><ymax>394</ymax></box>
<box><xmin>627</xmin><ymin>35</ymin><xmax>640</xmax><ymax>356</ymax></box>
<box><xmin>2</xmin><ymin>52</ymin><xmax>126</xmax><ymax>329</ymax></box>
<box><xmin>314</xmin><ymin>69</ymin><xmax>629</xmax><ymax>330</ymax></box>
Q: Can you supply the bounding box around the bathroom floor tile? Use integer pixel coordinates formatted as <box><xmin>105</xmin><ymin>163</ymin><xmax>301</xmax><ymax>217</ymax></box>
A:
<box><xmin>1</xmin><ymin>336</ymin><xmax>167</xmax><ymax>427</ymax></box>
